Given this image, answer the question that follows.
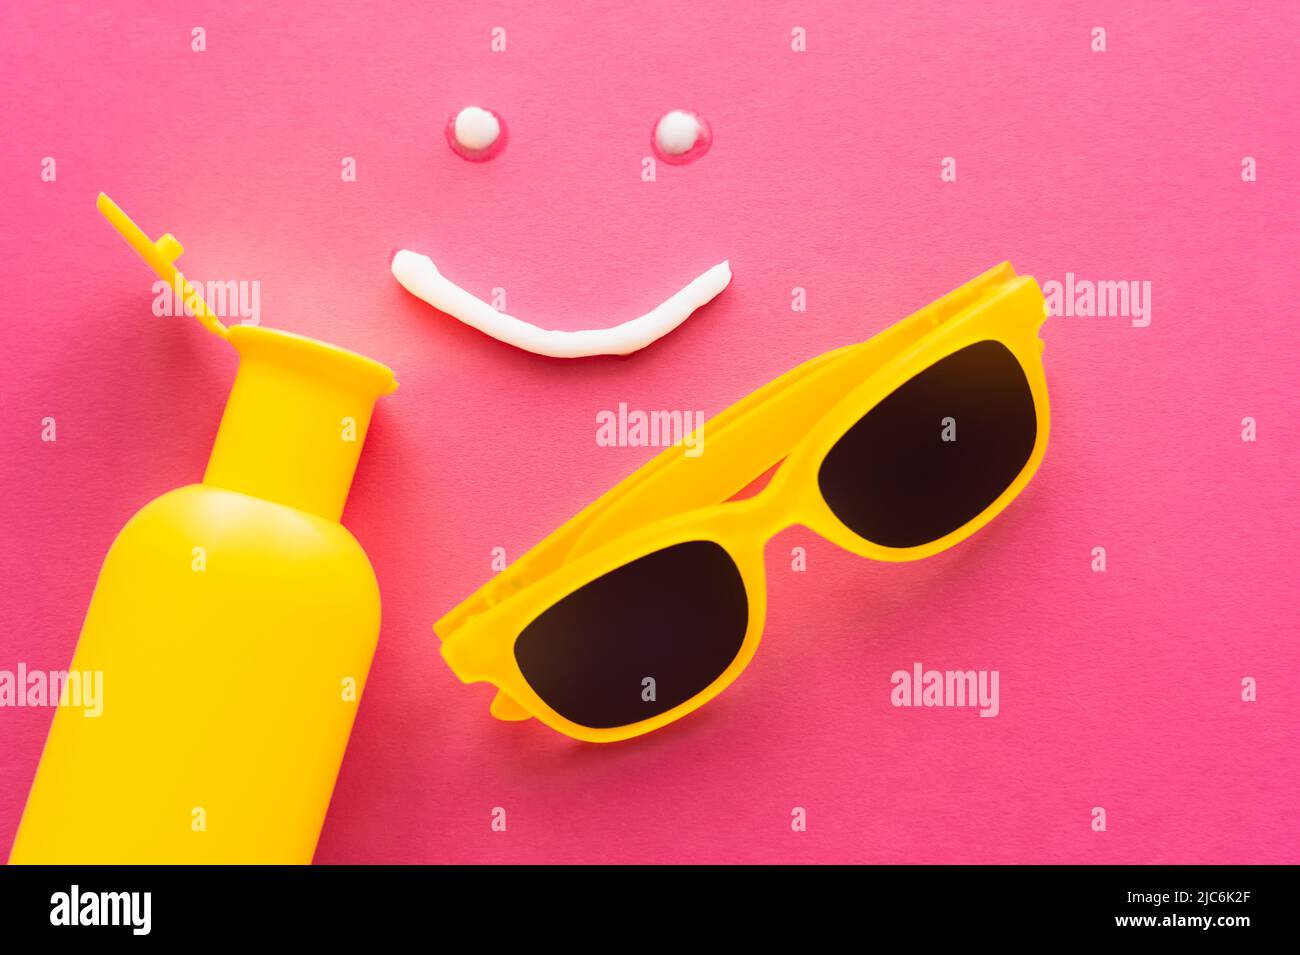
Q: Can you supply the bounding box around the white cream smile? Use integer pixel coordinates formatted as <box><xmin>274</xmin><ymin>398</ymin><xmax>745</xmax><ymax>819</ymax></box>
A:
<box><xmin>391</xmin><ymin>250</ymin><xmax>732</xmax><ymax>358</ymax></box>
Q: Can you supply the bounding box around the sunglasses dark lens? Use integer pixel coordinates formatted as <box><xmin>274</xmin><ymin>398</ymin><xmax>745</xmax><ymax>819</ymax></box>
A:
<box><xmin>818</xmin><ymin>340</ymin><xmax>1037</xmax><ymax>548</ymax></box>
<box><xmin>514</xmin><ymin>541</ymin><xmax>748</xmax><ymax>729</ymax></box>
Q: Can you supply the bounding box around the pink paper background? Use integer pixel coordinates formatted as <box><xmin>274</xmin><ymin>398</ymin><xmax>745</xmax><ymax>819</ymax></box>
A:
<box><xmin>2</xmin><ymin>1</ymin><xmax>1297</xmax><ymax>864</ymax></box>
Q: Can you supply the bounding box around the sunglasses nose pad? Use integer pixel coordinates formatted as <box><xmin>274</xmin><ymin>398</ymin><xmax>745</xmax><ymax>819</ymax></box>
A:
<box><xmin>490</xmin><ymin>689</ymin><xmax>533</xmax><ymax>722</ymax></box>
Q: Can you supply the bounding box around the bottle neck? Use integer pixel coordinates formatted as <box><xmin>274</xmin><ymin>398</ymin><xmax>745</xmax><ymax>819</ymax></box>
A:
<box><xmin>203</xmin><ymin>326</ymin><xmax>397</xmax><ymax>522</ymax></box>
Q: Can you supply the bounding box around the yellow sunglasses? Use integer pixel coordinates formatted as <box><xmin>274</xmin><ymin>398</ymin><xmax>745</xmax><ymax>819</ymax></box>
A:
<box><xmin>436</xmin><ymin>262</ymin><xmax>1050</xmax><ymax>742</ymax></box>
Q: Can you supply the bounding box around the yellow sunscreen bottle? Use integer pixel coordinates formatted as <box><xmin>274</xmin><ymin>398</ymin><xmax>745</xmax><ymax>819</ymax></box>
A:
<box><xmin>9</xmin><ymin>195</ymin><xmax>397</xmax><ymax>864</ymax></box>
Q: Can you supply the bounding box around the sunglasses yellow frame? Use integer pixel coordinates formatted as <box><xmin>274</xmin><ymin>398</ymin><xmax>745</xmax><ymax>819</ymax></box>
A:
<box><xmin>436</xmin><ymin>262</ymin><xmax>1050</xmax><ymax>742</ymax></box>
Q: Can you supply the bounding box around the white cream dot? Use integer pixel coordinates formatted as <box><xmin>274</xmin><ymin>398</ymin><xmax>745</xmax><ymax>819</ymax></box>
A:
<box><xmin>655</xmin><ymin>110</ymin><xmax>701</xmax><ymax>156</ymax></box>
<box><xmin>454</xmin><ymin>106</ymin><xmax>501</xmax><ymax>152</ymax></box>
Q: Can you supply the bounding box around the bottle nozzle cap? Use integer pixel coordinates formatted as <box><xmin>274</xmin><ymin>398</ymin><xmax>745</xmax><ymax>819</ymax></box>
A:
<box><xmin>97</xmin><ymin>192</ymin><xmax>229</xmax><ymax>341</ymax></box>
